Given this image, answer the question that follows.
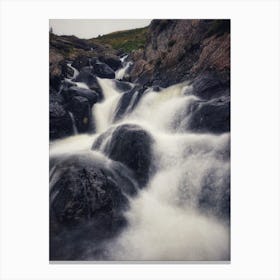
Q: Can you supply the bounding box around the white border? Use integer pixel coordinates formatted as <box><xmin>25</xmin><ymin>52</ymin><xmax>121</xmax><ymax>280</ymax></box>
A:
<box><xmin>0</xmin><ymin>0</ymin><xmax>279</xmax><ymax>279</ymax></box>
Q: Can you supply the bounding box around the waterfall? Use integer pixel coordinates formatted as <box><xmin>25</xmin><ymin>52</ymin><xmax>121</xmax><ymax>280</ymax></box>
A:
<box><xmin>66</xmin><ymin>63</ymin><xmax>89</xmax><ymax>89</ymax></box>
<box><xmin>67</xmin><ymin>63</ymin><xmax>79</xmax><ymax>79</ymax></box>
<box><xmin>92</xmin><ymin>78</ymin><xmax>123</xmax><ymax>133</ymax></box>
<box><xmin>50</xmin><ymin>58</ymin><xmax>230</xmax><ymax>261</ymax></box>
<box><xmin>116</xmin><ymin>57</ymin><xmax>133</xmax><ymax>80</ymax></box>
<box><xmin>68</xmin><ymin>111</ymin><xmax>78</xmax><ymax>135</ymax></box>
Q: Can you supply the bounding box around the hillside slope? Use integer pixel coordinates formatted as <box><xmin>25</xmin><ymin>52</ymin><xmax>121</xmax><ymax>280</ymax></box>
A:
<box><xmin>89</xmin><ymin>26</ymin><xmax>148</xmax><ymax>53</ymax></box>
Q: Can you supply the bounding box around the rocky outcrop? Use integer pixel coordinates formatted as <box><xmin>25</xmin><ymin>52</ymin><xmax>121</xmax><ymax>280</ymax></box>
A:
<box><xmin>92</xmin><ymin>124</ymin><xmax>154</xmax><ymax>187</ymax></box>
<box><xmin>187</xmin><ymin>96</ymin><xmax>230</xmax><ymax>134</ymax></box>
<box><xmin>49</xmin><ymin>101</ymin><xmax>73</xmax><ymax>140</ymax></box>
<box><xmin>128</xmin><ymin>20</ymin><xmax>230</xmax><ymax>89</ymax></box>
<box><xmin>49</xmin><ymin>33</ymin><xmax>121</xmax><ymax>91</ymax></box>
<box><xmin>62</xmin><ymin>86</ymin><xmax>100</xmax><ymax>106</ymax></box>
<box><xmin>50</xmin><ymin>153</ymin><xmax>138</xmax><ymax>260</ymax></box>
<box><xmin>92</xmin><ymin>62</ymin><xmax>115</xmax><ymax>79</ymax></box>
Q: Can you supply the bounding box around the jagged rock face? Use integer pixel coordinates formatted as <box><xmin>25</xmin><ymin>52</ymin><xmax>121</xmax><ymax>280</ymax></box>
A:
<box><xmin>129</xmin><ymin>19</ymin><xmax>230</xmax><ymax>88</ymax></box>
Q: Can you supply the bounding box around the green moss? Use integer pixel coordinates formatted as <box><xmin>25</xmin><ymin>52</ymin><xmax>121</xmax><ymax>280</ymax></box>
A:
<box><xmin>90</xmin><ymin>26</ymin><xmax>148</xmax><ymax>53</ymax></box>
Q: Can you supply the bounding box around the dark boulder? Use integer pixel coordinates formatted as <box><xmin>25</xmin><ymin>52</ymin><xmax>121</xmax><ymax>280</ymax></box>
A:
<box><xmin>92</xmin><ymin>124</ymin><xmax>154</xmax><ymax>187</ymax></box>
<box><xmin>50</xmin><ymin>153</ymin><xmax>137</xmax><ymax>260</ymax></box>
<box><xmin>198</xmin><ymin>166</ymin><xmax>230</xmax><ymax>221</ymax></box>
<box><xmin>50</xmin><ymin>75</ymin><xmax>63</xmax><ymax>92</ymax></box>
<box><xmin>63</xmin><ymin>86</ymin><xmax>100</xmax><ymax>106</ymax></box>
<box><xmin>187</xmin><ymin>96</ymin><xmax>230</xmax><ymax>134</ymax></box>
<box><xmin>61</xmin><ymin>86</ymin><xmax>100</xmax><ymax>133</ymax></box>
<box><xmin>50</xmin><ymin>88</ymin><xmax>64</xmax><ymax>103</ymax></box>
<box><xmin>93</xmin><ymin>62</ymin><xmax>115</xmax><ymax>79</ymax></box>
<box><xmin>74</xmin><ymin>67</ymin><xmax>102</xmax><ymax>93</ymax></box>
<box><xmin>49</xmin><ymin>102</ymin><xmax>73</xmax><ymax>140</ymax></box>
<box><xmin>67</xmin><ymin>96</ymin><xmax>93</xmax><ymax>133</ymax></box>
<box><xmin>72</xmin><ymin>56</ymin><xmax>100</xmax><ymax>71</ymax></box>
<box><xmin>192</xmin><ymin>72</ymin><xmax>230</xmax><ymax>100</ymax></box>
<box><xmin>99</xmin><ymin>54</ymin><xmax>121</xmax><ymax>71</ymax></box>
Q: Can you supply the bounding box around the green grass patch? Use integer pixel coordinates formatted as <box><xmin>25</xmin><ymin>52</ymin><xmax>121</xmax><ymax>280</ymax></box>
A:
<box><xmin>90</xmin><ymin>26</ymin><xmax>148</xmax><ymax>53</ymax></box>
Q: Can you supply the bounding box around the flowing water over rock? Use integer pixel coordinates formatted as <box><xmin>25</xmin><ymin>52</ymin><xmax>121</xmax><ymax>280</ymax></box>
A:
<box><xmin>50</xmin><ymin>56</ymin><xmax>230</xmax><ymax>261</ymax></box>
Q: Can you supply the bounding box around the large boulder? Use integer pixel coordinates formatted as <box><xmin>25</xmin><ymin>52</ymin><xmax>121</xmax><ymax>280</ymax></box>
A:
<box><xmin>49</xmin><ymin>102</ymin><xmax>73</xmax><ymax>140</ymax></box>
<box><xmin>62</xmin><ymin>86</ymin><xmax>100</xmax><ymax>106</ymax></box>
<box><xmin>67</xmin><ymin>96</ymin><xmax>93</xmax><ymax>133</ymax></box>
<box><xmin>72</xmin><ymin>55</ymin><xmax>92</xmax><ymax>71</ymax></box>
<box><xmin>99</xmin><ymin>54</ymin><xmax>121</xmax><ymax>71</ymax></box>
<box><xmin>50</xmin><ymin>153</ymin><xmax>138</xmax><ymax>260</ymax></box>
<box><xmin>187</xmin><ymin>96</ymin><xmax>230</xmax><ymax>134</ymax></box>
<box><xmin>93</xmin><ymin>62</ymin><xmax>115</xmax><ymax>79</ymax></box>
<box><xmin>198</xmin><ymin>166</ymin><xmax>230</xmax><ymax>221</ymax></box>
<box><xmin>74</xmin><ymin>67</ymin><xmax>102</xmax><ymax>93</ymax></box>
<box><xmin>191</xmin><ymin>72</ymin><xmax>230</xmax><ymax>100</ymax></box>
<box><xmin>92</xmin><ymin>124</ymin><xmax>154</xmax><ymax>187</ymax></box>
<box><xmin>61</xmin><ymin>86</ymin><xmax>100</xmax><ymax>133</ymax></box>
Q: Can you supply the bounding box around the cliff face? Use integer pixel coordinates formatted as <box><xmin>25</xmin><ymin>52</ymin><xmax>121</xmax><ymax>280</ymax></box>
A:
<box><xmin>129</xmin><ymin>20</ymin><xmax>230</xmax><ymax>87</ymax></box>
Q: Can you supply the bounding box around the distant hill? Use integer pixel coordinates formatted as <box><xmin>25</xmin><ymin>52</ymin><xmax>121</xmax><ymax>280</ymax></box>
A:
<box><xmin>89</xmin><ymin>26</ymin><xmax>148</xmax><ymax>53</ymax></box>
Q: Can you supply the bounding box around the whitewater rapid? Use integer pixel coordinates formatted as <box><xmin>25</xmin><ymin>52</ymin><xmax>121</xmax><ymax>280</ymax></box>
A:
<box><xmin>50</xmin><ymin>58</ymin><xmax>230</xmax><ymax>261</ymax></box>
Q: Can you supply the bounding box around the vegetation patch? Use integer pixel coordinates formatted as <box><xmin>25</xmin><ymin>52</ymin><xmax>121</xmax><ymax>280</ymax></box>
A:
<box><xmin>90</xmin><ymin>26</ymin><xmax>148</xmax><ymax>53</ymax></box>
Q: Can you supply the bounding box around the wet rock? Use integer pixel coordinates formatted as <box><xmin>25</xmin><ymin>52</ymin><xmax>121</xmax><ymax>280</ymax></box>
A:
<box><xmin>74</xmin><ymin>67</ymin><xmax>101</xmax><ymax>93</ymax></box>
<box><xmin>198</xmin><ymin>166</ymin><xmax>230</xmax><ymax>221</ymax></box>
<box><xmin>67</xmin><ymin>96</ymin><xmax>92</xmax><ymax>133</ymax></box>
<box><xmin>93</xmin><ymin>62</ymin><xmax>115</xmax><ymax>79</ymax></box>
<box><xmin>72</xmin><ymin>55</ymin><xmax>92</xmax><ymax>71</ymax></box>
<box><xmin>113</xmin><ymin>86</ymin><xmax>147</xmax><ymax>122</ymax></box>
<box><xmin>99</xmin><ymin>54</ymin><xmax>121</xmax><ymax>71</ymax></box>
<box><xmin>50</xmin><ymin>153</ymin><xmax>137</xmax><ymax>260</ymax></box>
<box><xmin>188</xmin><ymin>96</ymin><xmax>230</xmax><ymax>134</ymax></box>
<box><xmin>62</xmin><ymin>79</ymin><xmax>77</xmax><ymax>89</ymax></box>
<box><xmin>92</xmin><ymin>124</ymin><xmax>154</xmax><ymax>187</ymax></box>
<box><xmin>49</xmin><ymin>102</ymin><xmax>73</xmax><ymax>140</ymax></box>
<box><xmin>63</xmin><ymin>86</ymin><xmax>100</xmax><ymax>106</ymax></box>
<box><xmin>114</xmin><ymin>80</ymin><xmax>134</xmax><ymax>92</ymax></box>
<box><xmin>192</xmin><ymin>72</ymin><xmax>230</xmax><ymax>100</ymax></box>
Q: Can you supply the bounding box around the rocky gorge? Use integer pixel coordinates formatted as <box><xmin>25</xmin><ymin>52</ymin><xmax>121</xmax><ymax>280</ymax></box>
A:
<box><xmin>49</xmin><ymin>19</ymin><xmax>230</xmax><ymax>261</ymax></box>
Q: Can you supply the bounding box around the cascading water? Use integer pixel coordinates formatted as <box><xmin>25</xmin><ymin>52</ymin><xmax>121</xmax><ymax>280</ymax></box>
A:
<box><xmin>50</xmin><ymin>57</ymin><xmax>230</xmax><ymax>261</ymax></box>
<box><xmin>65</xmin><ymin>62</ymin><xmax>89</xmax><ymax>89</ymax></box>
<box><xmin>116</xmin><ymin>55</ymin><xmax>133</xmax><ymax>80</ymax></box>
<box><xmin>68</xmin><ymin>112</ymin><xmax>78</xmax><ymax>135</ymax></box>
<box><xmin>92</xmin><ymin>77</ymin><xmax>124</xmax><ymax>133</ymax></box>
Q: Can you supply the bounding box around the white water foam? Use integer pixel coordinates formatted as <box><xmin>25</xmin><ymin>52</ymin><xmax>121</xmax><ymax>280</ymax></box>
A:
<box><xmin>51</xmin><ymin>60</ymin><xmax>230</xmax><ymax>261</ymax></box>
